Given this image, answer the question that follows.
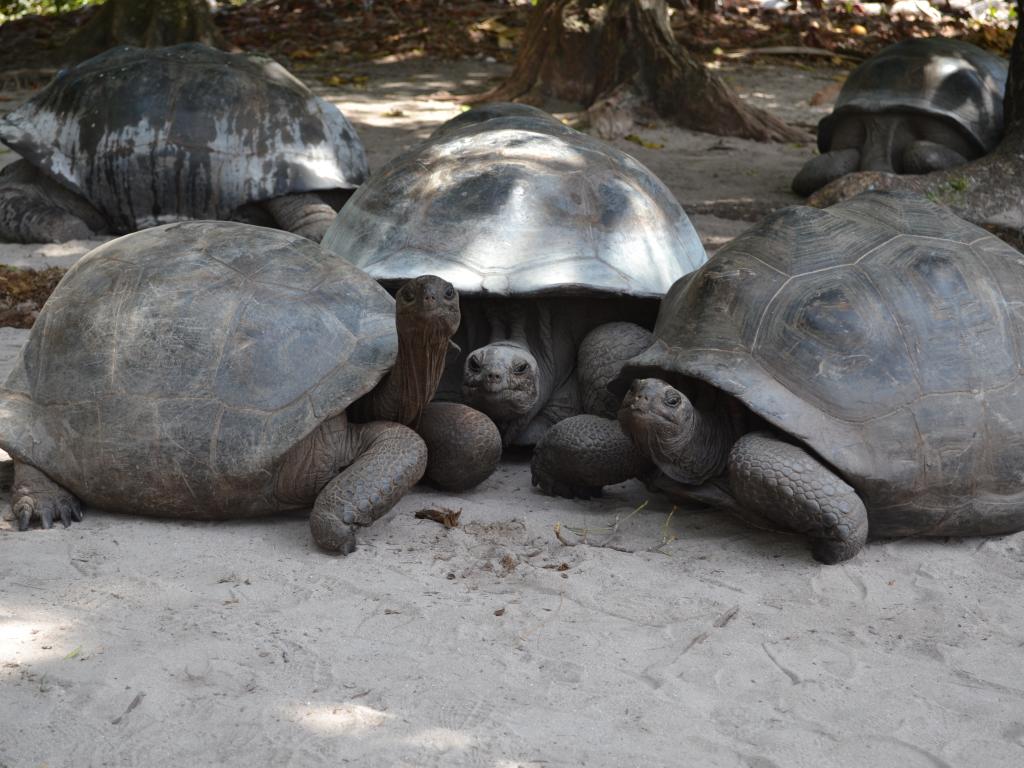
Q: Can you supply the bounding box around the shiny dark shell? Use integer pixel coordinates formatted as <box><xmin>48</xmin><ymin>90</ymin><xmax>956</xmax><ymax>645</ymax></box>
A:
<box><xmin>0</xmin><ymin>44</ymin><xmax>368</xmax><ymax>232</ymax></box>
<box><xmin>817</xmin><ymin>38</ymin><xmax>1008</xmax><ymax>154</ymax></box>
<box><xmin>322</xmin><ymin>111</ymin><xmax>705</xmax><ymax>299</ymax></box>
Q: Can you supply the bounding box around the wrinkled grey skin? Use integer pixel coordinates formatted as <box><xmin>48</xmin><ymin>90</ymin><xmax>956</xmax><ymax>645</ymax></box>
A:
<box><xmin>0</xmin><ymin>43</ymin><xmax>368</xmax><ymax>243</ymax></box>
<box><xmin>533</xmin><ymin>192</ymin><xmax>1024</xmax><ymax>563</ymax></box>
<box><xmin>793</xmin><ymin>39</ymin><xmax>1008</xmax><ymax>196</ymax></box>
<box><xmin>0</xmin><ymin>222</ymin><xmax>461</xmax><ymax>555</ymax></box>
<box><xmin>456</xmin><ymin>298</ymin><xmax>658</xmax><ymax>446</ymax></box>
<box><xmin>323</xmin><ymin>106</ymin><xmax>706</xmax><ymax>446</ymax></box>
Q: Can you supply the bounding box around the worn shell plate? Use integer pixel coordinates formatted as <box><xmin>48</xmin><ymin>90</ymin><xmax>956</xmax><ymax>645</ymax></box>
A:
<box><xmin>0</xmin><ymin>221</ymin><xmax>396</xmax><ymax>518</ymax></box>
<box><xmin>0</xmin><ymin>43</ymin><xmax>368</xmax><ymax>232</ymax></box>
<box><xmin>618</xmin><ymin>192</ymin><xmax>1024</xmax><ymax>535</ymax></box>
<box><xmin>818</xmin><ymin>38</ymin><xmax>1008</xmax><ymax>154</ymax></box>
<box><xmin>322</xmin><ymin>112</ymin><xmax>706</xmax><ymax>299</ymax></box>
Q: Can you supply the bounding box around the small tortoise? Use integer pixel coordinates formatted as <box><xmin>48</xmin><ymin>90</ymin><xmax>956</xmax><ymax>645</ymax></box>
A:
<box><xmin>0</xmin><ymin>43</ymin><xmax>368</xmax><ymax>243</ymax></box>
<box><xmin>533</xmin><ymin>192</ymin><xmax>1024</xmax><ymax>563</ymax></box>
<box><xmin>0</xmin><ymin>221</ymin><xmax>461</xmax><ymax>554</ymax></box>
<box><xmin>792</xmin><ymin>39</ymin><xmax>1008</xmax><ymax>196</ymax></box>
<box><xmin>323</xmin><ymin>106</ymin><xmax>706</xmax><ymax>449</ymax></box>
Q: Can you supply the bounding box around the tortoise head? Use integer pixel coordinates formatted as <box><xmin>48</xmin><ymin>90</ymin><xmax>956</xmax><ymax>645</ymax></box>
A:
<box><xmin>618</xmin><ymin>378</ymin><xmax>728</xmax><ymax>485</ymax></box>
<box><xmin>462</xmin><ymin>342</ymin><xmax>539</xmax><ymax>423</ymax></box>
<box><xmin>394</xmin><ymin>275</ymin><xmax>460</xmax><ymax>340</ymax></box>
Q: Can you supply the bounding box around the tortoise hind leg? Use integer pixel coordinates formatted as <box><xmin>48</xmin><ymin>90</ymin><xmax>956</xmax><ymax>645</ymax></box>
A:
<box><xmin>0</xmin><ymin>161</ymin><xmax>106</xmax><ymax>243</ymax></box>
<box><xmin>262</xmin><ymin>192</ymin><xmax>341</xmax><ymax>242</ymax></box>
<box><xmin>310</xmin><ymin>421</ymin><xmax>427</xmax><ymax>554</ymax></box>
<box><xmin>727</xmin><ymin>432</ymin><xmax>868</xmax><ymax>564</ymax></box>
<box><xmin>11</xmin><ymin>462</ymin><xmax>83</xmax><ymax>530</ymax></box>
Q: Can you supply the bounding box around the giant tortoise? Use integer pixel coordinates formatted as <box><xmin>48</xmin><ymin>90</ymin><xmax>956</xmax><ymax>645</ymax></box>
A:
<box><xmin>0</xmin><ymin>43</ymin><xmax>368</xmax><ymax>243</ymax></box>
<box><xmin>322</xmin><ymin>106</ymin><xmax>707</xmax><ymax>449</ymax></box>
<box><xmin>0</xmin><ymin>221</ymin><xmax>466</xmax><ymax>554</ymax></box>
<box><xmin>792</xmin><ymin>39</ymin><xmax>1008</xmax><ymax>196</ymax></box>
<box><xmin>533</xmin><ymin>192</ymin><xmax>1024</xmax><ymax>563</ymax></box>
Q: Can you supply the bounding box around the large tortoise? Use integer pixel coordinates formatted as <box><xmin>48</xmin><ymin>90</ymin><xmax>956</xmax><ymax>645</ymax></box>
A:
<box><xmin>792</xmin><ymin>39</ymin><xmax>1008</xmax><ymax>196</ymax></box>
<box><xmin>322</xmin><ymin>105</ymin><xmax>706</xmax><ymax>448</ymax></box>
<box><xmin>0</xmin><ymin>43</ymin><xmax>368</xmax><ymax>243</ymax></box>
<box><xmin>533</xmin><ymin>192</ymin><xmax>1024</xmax><ymax>563</ymax></box>
<box><xmin>0</xmin><ymin>221</ymin><xmax>464</xmax><ymax>554</ymax></box>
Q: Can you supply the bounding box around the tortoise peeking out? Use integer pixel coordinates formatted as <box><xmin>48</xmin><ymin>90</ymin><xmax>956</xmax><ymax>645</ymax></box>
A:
<box><xmin>0</xmin><ymin>44</ymin><xmax>367</xmax><ymax>244</ymax></box>
<box><xmin>322</xmin><ymin>105</ymin><xmax>707</xmax><ymax>448</ymax></box>
<box><xmin>792</xmin><ymin>39</ymin><xmax>1008</xmax><ymax>197</ymax></box>
<box><xmin>533</xmin><ymin>192</ymin><xmax>1024</xmax><ymax>563</ymax></box>
<box><xmin>0</xmin><ymin>222</ymin><xmax>496</xmax><ymax>554</ymax></box>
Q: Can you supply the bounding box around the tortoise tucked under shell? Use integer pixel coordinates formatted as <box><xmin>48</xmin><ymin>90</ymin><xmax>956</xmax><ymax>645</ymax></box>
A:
<box><xmin>533</xmin><ymin>192</ymin><xmax>1024</xmax><ymax>563</ymax></box>
<box><xmin>792</xmin><ymin>38</ymin><xmax>1008</xmax><ymax>196</ymax></box>
<box><xmin>0</xmin><ymin>221</ymin><xmax>483</xmax><ymax>554</ymax></box>
<box><xmin>0</xmin><ymin>43</ymin><xmax>368</xmax><ymax>243</ymax></box>
<box><xmin>323</xmin><ymin>105</ymin><xmax>706</xmax><ymax>447</ymax></box>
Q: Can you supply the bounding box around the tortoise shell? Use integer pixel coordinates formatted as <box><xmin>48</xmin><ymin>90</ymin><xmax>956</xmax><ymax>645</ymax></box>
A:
<box><xmin>0</xmin><ymin>43</ymin><xmax>368</xmax><ymax>232</ymax></box>
<box><xmin>429</xmin><ymin>102</ymin><xmax>560</xmax><ymax>140</ymax></box>
<box><xmin>817</xmin><ymin>38</ymin><xmax>1008</xmax><ymax>155</ymax></box>
<box><xmin>0</xmin><ymin>221</ymin><xmax>396</xmax><ymax>518</ymax></box>
<box><xmin>321</xmin><ymin>111</ymin><xmax>705</xmax><ymax>299</ymax></box>
<box><xmin>618</xmin><ymin>192</ymin><xmax>1024</xmax><ymax>536</ymax></box>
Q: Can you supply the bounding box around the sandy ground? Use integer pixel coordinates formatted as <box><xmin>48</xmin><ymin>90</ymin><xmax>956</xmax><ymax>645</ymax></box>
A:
<box><xmin>2</xmin><ymin>58</ymin><xmax>1024</xmax><ymax>767</ymax></box>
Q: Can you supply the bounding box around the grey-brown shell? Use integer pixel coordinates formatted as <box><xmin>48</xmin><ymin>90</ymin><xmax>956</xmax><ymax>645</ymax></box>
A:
<box><xmin>818</xmin><ymin>38</ymin><xmax>1008</xmax><ymax>154</ymax></box>
<box><xmin>0</xmin><ymin>221</ymin><xmax>396</xmax><ymax>518</ymax></box>
<box><xmin>322</xmin><ymin>111</ymin><xmax>705</xmax><ymax>298</ymax></box>
<box><xmin>0</xmin><ymin>43</ymin><xmax>368</xmax><ymax>233</ymax></box>
<box><xmin>618</xmin><ymin>192</ymin><xmax>1024</xmax><ymax>536</ymax></box>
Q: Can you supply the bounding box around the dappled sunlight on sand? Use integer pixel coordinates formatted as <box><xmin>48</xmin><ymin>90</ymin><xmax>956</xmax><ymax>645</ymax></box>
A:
<box><xmin>287</xmin><ymin>701</ymin><xmax>393</xmax><ymax>735</ymax></box>
<box><xmin>403</xmin><ymin>726</ymin><xmax>475</xmax><ymax>751</ymax></box>
<box><xmin>0</xmin><ymin>614</ymin><xmax>74</xmax><ymax>665</ymax></box>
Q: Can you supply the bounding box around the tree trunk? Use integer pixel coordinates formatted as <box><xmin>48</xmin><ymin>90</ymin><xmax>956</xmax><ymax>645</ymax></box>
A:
<box><xmin>809</xmin><ymin>0</ymin><xmax>1024</xmax><ymax>248</ymax></box>
<box><xmin>480</xmin><ymin>0</ymin><xmax>807</xmax><ymax>143</ymax></box>
<box><xmin>67</xmin><ymin>0</ymin><xmax>226</xmax><ymax>62</ymax></box>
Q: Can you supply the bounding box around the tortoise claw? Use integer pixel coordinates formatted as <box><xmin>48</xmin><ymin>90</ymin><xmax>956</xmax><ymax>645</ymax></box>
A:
<box><xmin>13</xmin><ymin>497</ymin><xmax>33</xmax><ymax>531</ymax></box>
<box><xmin>10</xmin><ymin>465</ymin><xmax>83</xmax><ymax>532</ymax></box>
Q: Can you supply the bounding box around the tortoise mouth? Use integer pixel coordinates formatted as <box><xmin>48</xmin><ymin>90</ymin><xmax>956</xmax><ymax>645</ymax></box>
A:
<box><xmin>462</xmin><ymin>384</ymin><xmax>536</xmax><ymax>419</ymax></box>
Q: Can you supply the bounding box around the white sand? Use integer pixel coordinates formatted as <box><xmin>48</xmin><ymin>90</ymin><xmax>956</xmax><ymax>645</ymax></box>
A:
<box><xmin>1</xmin><ymin>59</ymin><xmax>1023</xmax><ymax>768</ymax></box>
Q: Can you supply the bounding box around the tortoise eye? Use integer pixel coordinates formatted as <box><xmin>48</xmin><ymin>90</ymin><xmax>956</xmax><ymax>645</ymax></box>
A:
<box><xmin>467</xmin><ymin>357</ymin><xmax>482</xmax><ymax>373</ymax></box>
<box><xmin>664</xmin><ymin>392</ymin><xmax>681</xmax><ymax>407</ymax></box>
<box><xmin>512</xmin><ymin>361</ymin><xmax>529</xmax><ymax>374</ymax></box>
<box><xmin>444</xmin><ymin>284</ymin><xmax>455</xmax><ymax>300</ymax></box>
<box><xmin>399</xmin><ymin>287</ymin><xmax>415</xmax><ymax>303</ymax></box>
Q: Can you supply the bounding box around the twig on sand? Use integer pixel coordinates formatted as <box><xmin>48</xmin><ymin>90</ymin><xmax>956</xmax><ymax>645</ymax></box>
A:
<box><xmin>111</xmin><ymin>692</ymin><xmax>145</xmax><ymax>725</ymax></box>
<box><xmin>681</xmin><ymin>605</ymin><xmax>740</xmax><ymax>655</ymax></box>
<box><xmin>553</xmin><ymin>501</ymin><xmax>655</xmax><ymax>552</ymax></box>
<box><xmin>414</xmin><ymin>507</ymin><xmax>462</xmax><ymax>528</ymax></box>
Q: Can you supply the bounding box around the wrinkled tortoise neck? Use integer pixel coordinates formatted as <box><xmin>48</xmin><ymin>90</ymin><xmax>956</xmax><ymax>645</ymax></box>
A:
<box><xmin>647</xmin><ymin>401</ymin><xmax>736</xmax><ymax>486</ymax></box>
<box><xmin>357</xmin><ymin>313</ymin><xmax>454</xmax><ymax>428</ymax></box>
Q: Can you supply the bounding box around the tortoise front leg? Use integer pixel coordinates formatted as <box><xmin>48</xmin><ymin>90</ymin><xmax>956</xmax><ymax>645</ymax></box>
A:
<box><xmin>727</xmin><ymin>432</ymin><xmax>868</xmax><ymax>564</ymax></box>
<box><xmin>532</xmin><ymin>414</ymin><xmax>653</xmax><ymax>499</ymax></box>
<box><xmin>576</xmin><ymin>321</ymin><xmax>653</xmax><ymax>419</ymax></box>
<box><xmin>791</xmin><ymin>148</ymin><xmax>861</xmax><ymax>197</ymax></box>
<box><xmin>262</xmin><ymin>192</ymin><xmax>340</xmax><ymax>242</ymax></box>
<box><xmin>901</xmin><ymin>141</ymin><xmax>968</xmax><ymax>175</ymax></box>
<box><xmin>11</xmin><ymin>462</ymin><xmax>83</xmax><ymax>530</ymax></box>
<box><xmin>310</xmin><ymin>421</ymin><xmax>427</xmax><ymax>554</ymax></box>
